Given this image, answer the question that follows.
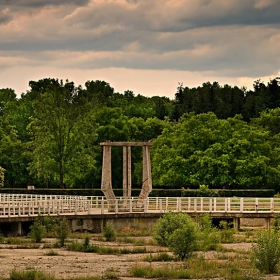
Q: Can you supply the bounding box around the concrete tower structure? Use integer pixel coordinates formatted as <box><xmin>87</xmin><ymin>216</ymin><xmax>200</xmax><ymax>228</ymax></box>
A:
<box><xmin>100</xmin><ymin>142</ymin><xmax>153</xmax><ymax>212</ymax></box>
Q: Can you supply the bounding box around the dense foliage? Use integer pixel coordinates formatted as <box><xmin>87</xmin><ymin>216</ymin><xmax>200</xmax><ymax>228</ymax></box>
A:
<box><xmin>1</xmin><ymin>77</ymin><xmax>280</xmax><ymax>191</ymax></box>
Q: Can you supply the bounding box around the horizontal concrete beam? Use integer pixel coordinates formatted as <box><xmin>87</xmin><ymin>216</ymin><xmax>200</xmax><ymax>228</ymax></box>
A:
<box><xmin>100</xmin><ymin>142</ymin><xmax>153</xmax><ymax>146</ymax></box>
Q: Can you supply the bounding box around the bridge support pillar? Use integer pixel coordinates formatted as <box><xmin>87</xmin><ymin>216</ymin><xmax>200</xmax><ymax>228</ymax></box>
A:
<box><xmin>17</xmin><ymin>222</ymin><xmax>22</xmax><ymax>236</ymax></box>
<box><xmin>233</xmin><ymin>217</ymin><xmax>240</xmax><ymax>230</ymax></box>
<box><xmin>266</xmin><ymin>217</ymin><xmax>271</xmax><ymax>229</ymax></box>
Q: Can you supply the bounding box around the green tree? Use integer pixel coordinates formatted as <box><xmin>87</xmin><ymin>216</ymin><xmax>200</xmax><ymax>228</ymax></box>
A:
<box><xmin>152</xmin><ymin>112</ymin><xmax>277</xmax><ymax>188</ymax></box>
<box><xmin>27</xmin><ymin>79</ymin><xmax>97</xmax><ymax>188</ymax></box>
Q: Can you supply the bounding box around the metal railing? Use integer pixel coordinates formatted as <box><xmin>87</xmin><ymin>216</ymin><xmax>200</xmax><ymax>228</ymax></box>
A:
<box><xmin>1</xmin><ymin>194</ymin><xmax>280</xmax><ymax>217</ymax></box>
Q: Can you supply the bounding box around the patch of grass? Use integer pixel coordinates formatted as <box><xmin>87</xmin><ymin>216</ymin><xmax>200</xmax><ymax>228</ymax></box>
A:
<box><xmin>120</xmin><ymin>247</ymin><xmax>147</xmax><ymax>254</ymax></box>
<box><xmin>102</xmin><ymin>223</ymin><xmax>116</xmax><ymax>242</ymax></box>
<box><xmin>9</xmin><ymin>268</ymin><xmax>55</xmax><ymax>280</ymax></box>
<box><xmin>118</xmin><ymin>236</ymin><xmax>156</xmax><ymax>246</ymax></box>
<box><xmin>103</xmin><ymin>268</ymin><xmax>119</xmax><ymax>279</ymax></box>
<box><xmin>117</xmin><ymin>226</ymin><xmax>152</xmax><ymax>237</ymax></box>
<box><xmin>44</xmin><ymin>249</ymin><xmax>59</xmax><ymax>256</ymax></box>
<box><xmin>130</xmin><ymin>263</ymin><xmax>191</xmax><ymax>279</ymax></box>
<box><xmin>74</xmin><ymin>277</ymin><xmax>101</xmax><ymax>280</ymax></box>
<box><xmin>5</xmin><ymin>237</ymin><xmax>29</xmax><ymax>245</ymax></box>
<box><xmin>130</xmin><ymin>254</ymin><xmax>262</xmax><ymax>280</ymax></box>
<box><xmin>143</xmin><ymin>252</ymin><xmax>174</xmax><ymax>262</ymax></box>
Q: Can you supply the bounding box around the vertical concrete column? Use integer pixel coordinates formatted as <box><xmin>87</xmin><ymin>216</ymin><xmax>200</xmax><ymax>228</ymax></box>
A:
<box><xmin>136</xmin><ymin>145</ymin><xmax>152</xmax><ymax>208</ymax></box>
<box><xmin>233</xmin><ymin>217</ymin><xmax>240</xmax><ymax>230</ymax></box>
<box><xmin>17</xmin><ymin>222</ymin><xmax>22</xmax><ymax>236</ymax></box>
<box><xmin>101</xmin><ymin>145</ymin><xmax>116</xmax><ymax>212</ymax></box>
<box><xmin>123</xmin><ymin>146</ymin><xmax>128</xmax><ymax>200</ymax></box>
<box><xmin>127</xmin><ymin>146</ymin><xmax>132</xmax><ymax>199</ymax></box>
<box><xmin>123</xmin><ymin>146</ymin><xmax>132</xmax><ymax>210</ymax></box>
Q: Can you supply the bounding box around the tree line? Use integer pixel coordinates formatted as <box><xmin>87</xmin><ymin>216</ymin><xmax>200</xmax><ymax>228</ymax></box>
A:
<box><xmin>1</xmin><ymin>77</ymin><xmax>280</xmax><ymax>191</ymax></box>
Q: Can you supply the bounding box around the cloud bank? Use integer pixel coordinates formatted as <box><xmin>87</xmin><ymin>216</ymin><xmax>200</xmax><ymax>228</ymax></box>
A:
<box><xmin>0</xmin><ymin>0</ymin><xmax>279</xmax><ymax>97</ymax></box>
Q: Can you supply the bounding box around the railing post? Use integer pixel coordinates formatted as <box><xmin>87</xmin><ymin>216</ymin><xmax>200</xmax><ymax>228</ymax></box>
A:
<box><xmin>240</xmin><ymin>198</ymin><xmax>243</xmax><ymax>213</ymax></box>
<box><xmin>88</xmin><ymin>201</ymin><xmax>91</xmax><ymax>214</ymax></box>
<box><xmin>214</xmin><ymin>198</ymin><xmax>217</xmax><ymax>212</ymax></box>
<box><xmin>101</xmin><ymin>198</ymin><xmax>104</xmax><ymax>214</ymax></box>
<box><xmin>209</xmin><ymin>198</ymin><xmax>212</xmax><ymax>212</ymax></box>
<box><xmin>144</xmin><ymin>199</ymin><xmax>147</xmax><ymax>213</ymax></box>
<box><xmin>159</xmin><ymin>199</ymin><xmax>162</xmax><ymax>213</ymax></box>
<box><xmin>8</xmin><ymin>202</ymin><xmax>10</xmax><ymax>217</ymax></box>
<box><xmin>18</xmin><ymin>202</ymin><xmax>21</xmax><ymax>217</ymax></box>
<box><xmin>225</xmin><ymin>198</ymin><xmax>227</xmax><ymax>213</ymax></box>
<box><xmin>130</xmin><ymin>199</ymin><xmax>133</xmax><ymax>213</ymax></box>
<box><xmin>75</xmin><ymin>200</ymin><xmax>77</xmax><ymax>215</ymax></box>
<box><xmin>115</xmin><ymin>199</ymin><xmax>118</xmax><ymax>214</ymax></box>
<box><xmin>271</xmin><ymin>198</ymin><xmax>274</xmax><ymax>212</ymax></box>
<box><xmin>178</xmin><ymin>197</ymin><xmax>181</xmax><ymax>212</ymax></box>
<box><xmin>194</xmin><ymin>198</ymin><xmax>197</xmax><ymax>212</ymax></box>
<box><xmin>188</xmin><ymin>197</ymin><xmax>191</xmax><ymax>211</ymax></box>
<box><xmin>58</xmin><ymin>201</ymin><xmax>61</xmax><ymax>215</ymax></box>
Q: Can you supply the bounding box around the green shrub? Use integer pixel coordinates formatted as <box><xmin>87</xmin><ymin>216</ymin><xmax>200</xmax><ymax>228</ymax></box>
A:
<box><xmin>42</xmin><ymin>216</ymin><xmax>58</xmax><ymax>236</ymax></box>
<box><xmin>153</xmin><ymin>212</ymin><xmax>199</xmax><ymax>259</ymax></box>
<box><xmin>251</xmin><ymin>230</ymin><xmax>280</xmax><ymax>274</ymax></box>
<box><xmin>153</xmin><ymin>212</ymin><xmax>197</xmax><ymax>246</ymax></box>
<box><xmin>102</xmin><ymin>223</ymin><xmax>116</xmax><ymax>242</ymax></box>
<box><xmin>55</xmin><ymin>217</ymin><xmax>70</xmax><ymax>247</ymax></box>
<box><xmin>83</xmin><ymin>236</ymin><xmax>91</xmax><ymax>250</ymax></box>
<box><xmin>29</xmin><ymin>219</ymin><xmax>46</xmax><ymax>243</ymax></box>
<box><xmin>197</xmin><ymin>214</ymin><xmax>220</xmax><ymax>251</ymax></box>
<box><xmin>219</xmin><ymin>220</ymin><xmax>235</xmax><ymax>243</ymax></box>
<box><xmin>168</xmin><ymin>224</ymin><xmax>198</xmax><ymax>260</ymax></box>
<box><xmin>273</xmin><ymin>214</ymin><xmax>280</xmax><ymax>231</ymax></box>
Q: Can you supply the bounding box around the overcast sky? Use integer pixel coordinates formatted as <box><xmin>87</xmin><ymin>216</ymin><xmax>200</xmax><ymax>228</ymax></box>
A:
<box><xmin>0</xmin><ymin>0</ymin><xmax>279</xmax><ymax>98</ymax></box>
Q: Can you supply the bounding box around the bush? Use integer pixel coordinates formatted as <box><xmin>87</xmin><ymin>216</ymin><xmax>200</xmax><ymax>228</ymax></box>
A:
<box><xmin>42</xmin><ymin>216</ymin><xmax>58</xmax><ymax>236</ymax></box>
<box><xmin>29</xmin><ymin>218</ymin><xmax>46</xmax><ymax>243</ymax></box>
<box><xmin>219</xmin><ymin>220</ymin><xmax>235</xmax><ymax>243</ymax></box>
<box><xmin>251</xmin><ymin>230</ymin><xmax>280</xmax><ymax>274</ymax></box>
<box><xmin>55</xmin><ymin>217</ymin><xmax>70</xmax><ymax>247</ymax></box>
<box><xmin>153</xmin><ymin>212</ymin><xmax>197</xmax><ymax>246</ymax></box>
<box><xmin>102</xmin><ymin>223</ymin><xmax>116</xmax><ymax>242</ymax></box>
<box><xmin>197</xmin><ymin>214</ymin><xmax>219</xmax><ymax>251</ymax></box>
<box><xmin>153</xmin><ymin>212</ymin><xmax>199</xmax><ymax>259</ymax></box>
<box><xmin>168</xmin><ymin>224</ymin><xmax>198</xmax><ymax>260</ymax></box>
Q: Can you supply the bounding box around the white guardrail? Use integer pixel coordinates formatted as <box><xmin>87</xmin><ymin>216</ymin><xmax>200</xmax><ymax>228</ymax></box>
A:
<box><xmin>1</xmin><ymin>194</ymin><xmax>280</xmax><ymax>217</ymax></box>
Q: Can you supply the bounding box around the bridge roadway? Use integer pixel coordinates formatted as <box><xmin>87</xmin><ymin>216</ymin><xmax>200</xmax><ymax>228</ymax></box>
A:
<box><xmin>0</xmin><ymin>194</ymin><xmax>279</xmax><ymax>234</ymax></box>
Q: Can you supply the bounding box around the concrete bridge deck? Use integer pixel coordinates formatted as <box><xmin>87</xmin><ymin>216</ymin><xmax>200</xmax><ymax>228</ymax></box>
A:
<box><xmin>0</xmin><ymin>194</ymin><xmax>279</xmax><ymax>234</ymax></box>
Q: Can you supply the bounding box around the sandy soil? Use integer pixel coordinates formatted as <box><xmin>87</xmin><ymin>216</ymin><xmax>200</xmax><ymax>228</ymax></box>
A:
<box><xmin>0</xmin><ymin>247</ymin><xmax>142</xmax><ymax>279</ymax></box>
<box><xmin>0</xmin><ymin>241</ymin><xmax>279</xmax><ymax>280</ymax></box>
<box><xmin>0</xmin><ymin>238</ymin><xmax>162</xmax><ymax>280</ymax></box>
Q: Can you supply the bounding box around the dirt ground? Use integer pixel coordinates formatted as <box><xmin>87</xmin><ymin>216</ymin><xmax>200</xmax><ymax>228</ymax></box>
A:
<box><xmin>0</xmin><ymin>240</ymin><xmax>279</xmax><ymax>280</ymax></box>
<box><xmin>0</xmin><ymin>238</ymin><xmax>163</xmax><ymax>280</ymax></box>
<box><xmin>0</xmin><ymin>246</ymin><xmax>142</xmax><ymax>279</ymax></box>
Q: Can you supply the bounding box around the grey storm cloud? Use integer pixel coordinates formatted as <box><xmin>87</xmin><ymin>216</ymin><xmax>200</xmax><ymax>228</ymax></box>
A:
<box><xmin>0</xmin><ymin>0</ymin><xmax>280</xmax><ymax>79</ymax></box>
<box><xmin>1</xmin><ymin>0</ymin><xmax>89</xmax><ymax>8</ymax></box>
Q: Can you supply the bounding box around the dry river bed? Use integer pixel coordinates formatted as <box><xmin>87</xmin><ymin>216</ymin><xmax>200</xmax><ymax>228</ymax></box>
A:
<box><xmin>0</xmin><ymin>241</ymin><xmax>279</xmax><ymax>280</ymax></box>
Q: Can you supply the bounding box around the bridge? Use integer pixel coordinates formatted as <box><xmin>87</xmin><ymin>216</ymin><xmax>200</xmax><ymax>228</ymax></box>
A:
<box><xmin>0</xmin><ymin>193</ymin><xmax>279</xmax><ymax>235</ymax></box>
